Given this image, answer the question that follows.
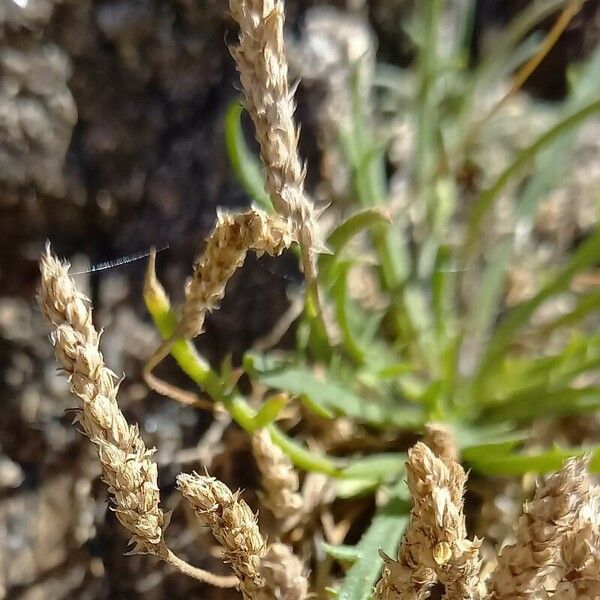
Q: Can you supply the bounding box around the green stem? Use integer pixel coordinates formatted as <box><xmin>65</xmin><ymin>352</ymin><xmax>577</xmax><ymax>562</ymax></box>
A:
<box><xmin>144</xmin><ymin>277</ymin><xmax>344</xmax><ymax>477</ymax></box>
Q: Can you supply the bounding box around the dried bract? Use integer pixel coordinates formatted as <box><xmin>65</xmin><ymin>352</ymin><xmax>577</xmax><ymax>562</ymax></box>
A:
<box><xmin>553</xmin><ymin>484</ymin><xmax>600</xmax><ymax>599</ymax></box>
<box><xmin>259</xmin><ymin>542</ymin><xmax>309</xmax><ymax>600</ymax></box>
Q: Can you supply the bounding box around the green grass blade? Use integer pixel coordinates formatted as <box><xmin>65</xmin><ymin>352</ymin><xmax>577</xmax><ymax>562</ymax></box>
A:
<box><xmin>224</xmin><ymin>100</ymin><xmax>272</xmax><ymax>211</ymax></box>
<box><xmin>322</xmin><ymin>543</ymin><xmax>362</xmax><ymax>563</ymax></box>
<box><xmin>468</xmin><ymin>445</ymin><xmax>600</xmax><ymax>476</ymax></box>
<box><xmin>482</xmin><ymin>387</ymin><xmax>600</xmax><ymax>423</ymax></box>
<box><xmin>474</xmin><ymin>225</ymin><xmax>600</xmax><ymax>386</ymax></box>
<box><xmin>337</xmin><ymin>497</ymin><xmax>409</xmax><ymax>600</ymax></box>
<box><xmin>465</xmin><ymin>98</ymin><xmax>600</xmax><ymax>254</ymax></box>
<box><xmin>537</xmin><ymin>293</ymin><xmax>600</xmax><ymax>335</ymax></box>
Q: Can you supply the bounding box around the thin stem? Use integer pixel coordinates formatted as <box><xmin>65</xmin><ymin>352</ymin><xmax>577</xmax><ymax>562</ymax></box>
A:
<box><xmin>160</xmin><ymin>546</ymin><xmax>238</xmax><ymax>588</ymax></box>
<box><xmin>143</xmin><ymin>257</ymin><xmax>344</xmax><ymax>477</ymax></box>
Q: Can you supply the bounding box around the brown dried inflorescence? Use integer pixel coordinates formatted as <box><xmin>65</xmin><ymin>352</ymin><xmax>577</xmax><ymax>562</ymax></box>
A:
<box><xmin>177</xmin><ymin>472</ymin><xmax>267</xmax><ymax>598</ymax></box>
<box><xmin>38</xmin><ymin>248</ymin><xmax>166</xmax><ymax>553</ymax></box>
<box><xmin>485</xmin><ymin>456</ymin><xmax>590</xmax><ymax>600</ymax></box>
<box><xmin>375</xmin><ymin>442</ymin><xmax>481</xmax><ymax>600</ymax></box>
<box><xmin>38</xmin><ymin>249</ymin><xmax>237</xmax><ymax>587</ymax></box>
<box><xmin>252</xmin><ymin>428</ymin><xmax>302</xmax><ymax>520</ymax></box>
<box><xmin>423</xmin><ymin>422</ymin><xmax>460</xmax><ymax>466</ymax></box>
<box><xmin>143</xmin><ymin>207</ymin><xmax>296</xmax><ymax>402</ymax></box>
<box><xmin>259</xmin><ymin>542</ymin><xmax>309</xmax><ymax>600</ymax></box>
<box><xmin>552</xmin><ymin>479</ymin><xmax>600</xmax><ymax>599</ymax></box>
<box><xmin>180</xmin><ymin>208</ymin><xmax>296</xmax><ymax>339</ymax></box>
<box><xmin>228</xmin><ymin>0</ymin><xmax>322</xmax><ymax>282</ymax></box>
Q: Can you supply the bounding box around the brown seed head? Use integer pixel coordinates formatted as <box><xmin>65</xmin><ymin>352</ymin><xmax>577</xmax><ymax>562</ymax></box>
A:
<box><xmin>38</xmin><ymin>249</ymin><xmax>165</xmax><ymax>552</ymax></box>
<box><xmin>177</xmin><ymin>472</ymin><xmax>266</xmax><ymax>599</ymax></box>
<box><xmin>179</xmin><ymin>208</ymin><xmax>296</xmax><ymax>339</ymax></box>
<box><xmin>486</xmin><ymin>456</ymin><xmax>590</xmax><ymax>600</ymax></box>
<box><xmin>252</xmin><ymin>428</ymin><xmax>302</xmax><ymax>520</ymax></box>
<box><xmin>375</xmin><ymin>443</ymin><xmax>481</xmax><ymax>600</ymax></box>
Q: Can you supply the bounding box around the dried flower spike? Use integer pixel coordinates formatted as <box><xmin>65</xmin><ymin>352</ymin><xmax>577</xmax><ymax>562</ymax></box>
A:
<box><xmin>38</xmin><ymin>248</ymin><xmax>236</xmax><ymax>587</ymax></box>
<box><xmin>144</xmin><ymin>207</ymin><xmax>296</xmax><ymax>402</ymax></box>
<box><xmin>252</xmin><ymin>428</ymin><xmax>302</xmax><ymax>520</ymax></box>
<box><xmin>375</xmin><ymin>442</ymin><xmax>481</xmax><ymax>600</ymax></box>
<box><xmin>177</xmin><ymin>472</ymin><xmax>267</xmax><ymax>599</ymax></box>
<box><xmin>228</xmin><ymin>0</ymin><xmax>323</xmax><ymax>299</ymax></box>
<box><xmin>486</xmin><ymin>456</ymin><xmax>590</xmax><ymax>600</ymax></box>
<box><xmin>38</xmin><ymin>248</ymin><xmax>166</xmax><ymax>553</ymax></box>
<box><xmin>553</xmin><ymin>482</ymin><xmax>600</xmax><ymax>599</ymax></box>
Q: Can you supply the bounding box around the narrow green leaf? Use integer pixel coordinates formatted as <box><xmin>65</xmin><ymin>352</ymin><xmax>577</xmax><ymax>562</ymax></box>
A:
<box><xmin>325</xmin><ymin>208</ymin><xmax>392</xmax><ymax>256</ymax></box>
<box><xmin>331</xmin><ymin>262</ymin><xmax>367</xmax><ymax>364</ymax></box>
<box><xmin>336</xmin><ymin>478</ymin><xmax>380</xmax><ymax>499</ymax></box>
<box><xmin>266</xmin><ymin>425</ymin><xmax>345</xmax><ymax>477</ymax></box>
<box><xmin>245</xmin><ymin>354</ymin><xmax>424</xmax><ymax>429</ymax></box>
<box><xmin>340</xmin><ymin>453</ymin><xmax>405</xmax><ymax>481</ymax></box>
<box><xmin>251</xmin><ymin>394</ymin><xmax>289</xmax><ymax>428</ymax></box>
<box><xmin>474</xmin><ymin>225</ymin><xmax>600</xmax><ymax>385</ymax></box>
<box><xmin>321</xmin><ymin>543</ymin><xmax>362</xmax><ymax>563</ymax></box>
<box><xmin>337</xmin><ymin>497</ymin><xmax>409</xmax><ymax>600</ymax></box>
<box><xmin>482</xmin><ymin>387</ymin><xmax>600</xmax><ymax>423</ymax></box>
<box><xmin>466</xmin><ymin>99</ymin><xmax>600</xmax><ymax>253</ymax></box>
<box><xmin>468</xmin><ymin>445</ymin><xmax>600</xmax><ymax>476</ymax></box>
<box><xmin>224</xmin><ymin>100</ymin><xmax>272</xmax><ymax>211</ymax></box>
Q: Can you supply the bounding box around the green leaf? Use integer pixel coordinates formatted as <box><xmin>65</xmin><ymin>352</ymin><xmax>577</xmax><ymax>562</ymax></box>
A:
<box><xmin>474</xmin><ymin>225</ymin><xmax>600</xmax><ymax>386</ymax></box>
<box><xmin>325</xmin><ymin>208</ymin><xmax>392</xmax><ymax>257</ymax></box>
<box><xmin>468</xmin><ymin>444</ymin><xmax>600</xmax><ymax>476</ymax></box>
<box><xmin>482</xmin><ymin>387</ymin><xmax>600</xmax><ymax>423</ymax></box>
<box><xmin>337</xmin><ymin>497</ymin><xmax>409</xmax><ymax>600</ymax></box>
<box><xmin>245</xmin><ymin>354</ymin><xmax>424</xmax><ymax>429</ymax></box>
<box><xmin>251</xmin><ymin>394</ymin><xmax>289</xmax><ymax>428</ymax></box>
<box><xmin>322</xmin><ymin>543</ymin><xmax>362</xmax><ymax>563</ymax></box>
<box><xmin>336</xmin><ymin>478</ymin><xmax>380</xmax><ymax>499</ymax></box>
<box><xmin>266</xmin><ymin>425</ymin><xmax>345</xmax><ymax>477</ymax></box>
<box><xmin>224</xmin><ymin>100</ymin><xmax>272</xmax><ymax>211</ymax></box>
<box><xmin>466</xmin><ymin>98</ymin><xmax>600</xmax><ymax>254</ymax></box>
<box><xmin>340</xmin><ymin>453</ymin><xmax>406</xmax><ymax>481</ymax></box>
<box><xmin>331</xmin><ymin>261</ymin><xmax>368</xmax><ymax>364</ymax></box>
